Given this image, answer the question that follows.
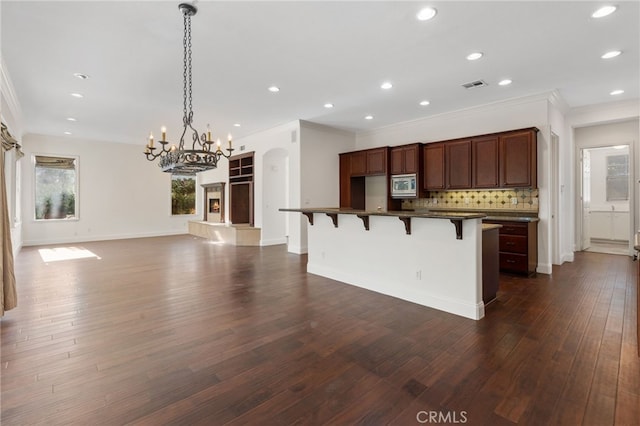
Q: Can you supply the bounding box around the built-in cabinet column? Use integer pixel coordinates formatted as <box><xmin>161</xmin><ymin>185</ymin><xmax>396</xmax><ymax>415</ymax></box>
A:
<box><xmin>229</xmin><ymin>152</ymin><xmax>254</xmax><ymax>225</ymax></box>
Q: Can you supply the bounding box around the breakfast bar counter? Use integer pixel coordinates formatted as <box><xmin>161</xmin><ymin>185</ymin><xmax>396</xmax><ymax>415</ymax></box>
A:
<box><xmin>281</xmin><ymin>208</ymin><xmax>488</xmax><ymax>320</ymax></box>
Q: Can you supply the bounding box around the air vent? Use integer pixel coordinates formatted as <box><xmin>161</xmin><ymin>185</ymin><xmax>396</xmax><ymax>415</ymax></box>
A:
<box><xmin>462</xmin><ymin>80</ymin><xmax>488</xmax><ymax>89</ymax></box>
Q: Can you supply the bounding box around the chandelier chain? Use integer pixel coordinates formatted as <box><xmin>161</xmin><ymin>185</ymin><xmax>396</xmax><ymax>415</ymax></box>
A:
<box><xmin>187</xmin><ymin>14</ymin><xmax>193</xmax><ymax>116</ymax></box>
<box><xmin>182</xmin><ymin>12</ymin><xmax>188</xmax><ymax>118</ymax></box>
<box><xmin>144</xmin><ymin>3</ymin><xmax>234</xmax><ymax>175</ymax></box>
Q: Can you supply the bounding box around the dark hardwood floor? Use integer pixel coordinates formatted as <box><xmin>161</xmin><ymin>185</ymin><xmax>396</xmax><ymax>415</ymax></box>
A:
<box><xmin>1</xmin><ymin>235</ymin><xmax>638</xmax><ymax>425</ymax></box>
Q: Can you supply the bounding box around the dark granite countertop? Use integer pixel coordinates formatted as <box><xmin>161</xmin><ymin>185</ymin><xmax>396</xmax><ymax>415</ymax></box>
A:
<box><xmin>280</xmin><ymin>207</ymin><xmax>485</xmax><ymax>220</ymax></box>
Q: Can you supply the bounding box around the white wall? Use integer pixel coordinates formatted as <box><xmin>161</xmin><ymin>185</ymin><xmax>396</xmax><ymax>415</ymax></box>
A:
<box><xmin>298</xmin><ymin>121</ymin><xmax>355</xmax><ymax>252</ymax></box>
<box><xmin>21</xmin><ymin>133</ymin><xmax>194</xmax><ymax>245</ymax></box>
<box><xmin>356</xmin><ymin>92</ymin><xmax>553</xmax><ymax>273</ymax></box>
<box><xmin>1</xmin><ymin>56</ymin><xmax>24</xmax><ymax>255</ymax></box>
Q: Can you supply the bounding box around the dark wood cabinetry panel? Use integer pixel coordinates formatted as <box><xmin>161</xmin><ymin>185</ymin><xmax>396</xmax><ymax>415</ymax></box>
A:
<box><xmin>472</xmin><ymin>136</ymin><xmax>500</xmax><ymax>188</ymax></box>
<box><xmin>229</xmin><ymin>152</ymin><xmax>254</xmax><ymax>225</ymax></box>
<box><xmin>446</xmin><ymin>139</ymin><xmax>472</xmax><ymax>189</ymax></box>
<box><xmin>350</xmin><ymin>151</ymin><xmax>367</xmax><ymax>176</ymax></box>
<box><xmin>500</xmin><ymin>129</ymin><xmax>537</xmax><ymax>188</ymax></box>
<box><xmin>339</xmin><ymin>153</ymin><xmax>351</xmax><ymax>208</ymax></box>
<box><xmin>390</xmin><ymin>144</ymin><xmax>420</xmax><ymax>175</ymax></box>
<box><xmin>484</xmin><ymin>220</ymin><xmax>538</xmax><ymax>275</ymax></box>
<box><xmin>366</xmin><ymin>148</ymin><xmax>387</xmax><ymax>175</ymax></box>
<box><xmin>390</xmin><ymin>148</ymin><xmax>404</xmax><ymax>175</ymax></box>
<box><xmin>423</xmin><ymin>143</ymin><xmax>445</xmax><ymax>190</ymax></box>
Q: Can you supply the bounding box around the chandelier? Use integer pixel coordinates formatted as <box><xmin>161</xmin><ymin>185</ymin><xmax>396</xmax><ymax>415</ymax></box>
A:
<box><xmin>144</xmin><ymin>3</ymin><xmax>233</xmax><ymax>175</ymax></box>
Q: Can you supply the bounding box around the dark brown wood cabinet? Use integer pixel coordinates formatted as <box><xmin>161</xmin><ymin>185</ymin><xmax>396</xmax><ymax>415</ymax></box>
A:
<box><xmin>346</xmin><ymin>148</ymin><xmax>387</xmax><ymax>177</ymax></box>
<box><xmin>339</xmin><ymin>148</ymin><xmax>387</xmax><ymax>209</ymax></box>
<box><xmin>423</xmin><ymin>143</ymin><xmax>445</xmax><ymax>190</ymax></box>
<box><xmin>390</xmin><ymin>144</ymin><xmax>420</xmax><ymax>175</ymax></box>
<box><xmin>229</xmin><ymin>152</ymin><xmax>254</xmax><ymax>225</ymax></box>
<box><xmin>484</xmin><ymin>219</ymin><xmax>538</xmax><ymax>275</ymax></box>
<box><xmin>446</xmin><ymin>139</ymin><xmax>472</xmax><ymax>189</ymax></box>
<box><xmin>472</xmin><ymin>135</ymin><xmax>500</xmax><ymax>188</ymax></box>
<box><xmin>500</xmin><ymin>129</ymin><xmax>537</xmax><ymax>188</ymax></box>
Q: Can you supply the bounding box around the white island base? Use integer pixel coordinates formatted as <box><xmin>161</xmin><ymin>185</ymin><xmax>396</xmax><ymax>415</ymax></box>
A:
<box><xmin>287</xmin><ymin>210</ymin><xmax>485</xmax><ymax>320</ymax></box>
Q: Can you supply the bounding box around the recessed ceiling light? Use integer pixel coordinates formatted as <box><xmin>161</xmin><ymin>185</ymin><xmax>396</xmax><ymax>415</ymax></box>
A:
<box><xmin>380</xmin><ymin>82</ymin><xmax>393</xmax><ymax>90</ymax></box>
<box><xmin>70</xmin><ymin>93</ymin><xmax>83</xmax><ymax>98</ymax></box>
<box><xmin>610</xmin><ymin>89</ymin><xmax>624</xmax><ymax>95</ymax></box>
<box><xmin>64</xmin><ymin>131</ymin><xmax>72</xmax><ymax>135</ymax></box>
<box><xmin>73</xmin><ymin>73</ymin><xmax>89</xmax><ymax>79</ymax></box>
<box><xmin>601</xmin><ymin>50</ymin><xmax>622</xmax><ymax>59</ymax></box>
<box><xmin>66</xmin><ymin>117</ymin><xmax>77</xmax><ymax>121</ymax></box>
<box><xmin>324</xmin><ymin>103</ymin><xmax>334</xmax><ymax>108</ymax></box>
<box><xmin>268</xmin><ymin>86</ymin><xmax>280</xmax><ymax>93</ymax></box>
<box><xmin>592</xmin><ymin>5</ymin><xmax>617</xmax><ymax>18</ymax></box>
<box><xmin>365</xmin><ymin>115</ymin><xmax>374</xmax><ymax>120</ymax></box>
<box><xmin>233</xmin><ymin>123</ymin><xmax>241</xmax><ymax>127</ymax></box>
<box><xmin>466</xmin><ymin>52</ymin><xmax>483</xmax><ymax>61</ymax></box>
<box><xmin>416</xmin><ymin>7</ymin><xmax>437</xmax><ymax>21</ymax></box>
<box><xmin>419</xmin><ymin>100</ymin><xmax>430</xmax><ymax>106</ymax></box>
<box><xmin>498</xmin><ymin>79</ymin><xmax>512</xmax><ymax>86</ymax></box>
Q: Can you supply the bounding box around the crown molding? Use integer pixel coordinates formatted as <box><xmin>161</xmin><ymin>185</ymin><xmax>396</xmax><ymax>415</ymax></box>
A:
<box><xmin>0</xmin><ymin>55</ymin><xmax>24</xmax><ymax>137</ymax></box>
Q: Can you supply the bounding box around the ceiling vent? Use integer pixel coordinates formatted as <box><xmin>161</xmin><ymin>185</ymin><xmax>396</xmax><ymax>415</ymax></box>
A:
<box><xmin>462</xmin><ymin>80</ymin><xmax>488</xmax><ymax>89</ymax></box>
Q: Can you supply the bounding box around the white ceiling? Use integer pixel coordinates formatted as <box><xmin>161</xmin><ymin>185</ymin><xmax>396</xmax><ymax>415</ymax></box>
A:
<box><xmin>2</xmin><ymin>1</ymin><xmax>639</xmax><ymax>146</ymax></box>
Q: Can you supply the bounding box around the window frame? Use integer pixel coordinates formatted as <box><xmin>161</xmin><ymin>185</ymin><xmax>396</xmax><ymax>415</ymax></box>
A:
<box><xmin>170</xmin><ymin>174</ymin><xmax>197</xmax><ymax>216</ymax></box>
<box><xmin>32</xmin><ymin>153</ymin><xmax>80</xmax><ymax>221</ymax></box>
<box><xmin>605</xmin><ymin>154</ymin><xmax>629</xmax><ymax>202</ymax></box>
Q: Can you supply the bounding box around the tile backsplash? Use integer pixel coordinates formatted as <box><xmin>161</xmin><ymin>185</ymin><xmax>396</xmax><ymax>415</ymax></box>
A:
<box><xmin>402</xmin><ymin>189</ymin><xmax>539</xmax><ymax>212</ymax></box>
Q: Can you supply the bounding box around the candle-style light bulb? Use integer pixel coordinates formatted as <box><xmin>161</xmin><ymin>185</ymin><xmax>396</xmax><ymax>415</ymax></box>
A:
<box><xmin>207</xmin><ymin>124</ymin><xmax>212</xmax><ymax>142</ymax></box>
<box><xmin>161</xmin><ymin>126</ymin><xmax>167</xmax><ymax>141</ymax></box>
<box><xmin>216</xmin><ymin>138</ymin><xmax>221</xmax><ymax>152</ymax></box>
<box><xmin>148</xmin><ymin>132</ymin><xmax>154</xmax><ymax>148</ymax></box>
<box><xmin>228</xmin><ymin>133</ymin><xmax>233</xmax><ymax>149</ymax></box>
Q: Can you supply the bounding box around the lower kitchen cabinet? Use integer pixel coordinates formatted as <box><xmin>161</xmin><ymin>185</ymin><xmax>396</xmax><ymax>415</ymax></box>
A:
<box><xmin>484</xmin><ymin>219</ymin><xmax>538</xmax><ymax>276</ymax></box>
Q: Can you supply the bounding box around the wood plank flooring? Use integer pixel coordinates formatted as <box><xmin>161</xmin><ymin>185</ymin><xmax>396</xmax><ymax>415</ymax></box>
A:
<box><xmin>1</xmin><ymin>235</ymin><xmax>638</xmax><ymax>425</ymax></box>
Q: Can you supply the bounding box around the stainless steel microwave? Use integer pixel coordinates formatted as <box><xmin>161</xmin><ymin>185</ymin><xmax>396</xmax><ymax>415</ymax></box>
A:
<box><xmin>390</xmin><ymin>174</ymin><xmax>417</xmax><ymax>198</ymax></box>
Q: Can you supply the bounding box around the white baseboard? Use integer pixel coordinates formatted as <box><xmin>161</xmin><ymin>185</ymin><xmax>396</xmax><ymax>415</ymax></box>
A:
<box><xmin>22</xmin><ymin>230</ymin><xmax>187</xmax><ymax>247</ymax></box>
<box><xmin>260</xmin><ymin>237</ymin><xmax>288</xmax><ymax>246</ymax></box>
<box><xmin>536</xmin><ymin>262</ymin><xmax>552</xmax><ymax>275</ymax></box>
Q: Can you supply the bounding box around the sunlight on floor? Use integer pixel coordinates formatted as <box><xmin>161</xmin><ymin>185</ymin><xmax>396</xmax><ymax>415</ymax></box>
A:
<box><xmin>38</xmin><ymin>247</ymin><xmax>101</xmax><ymax>263</ymax></box>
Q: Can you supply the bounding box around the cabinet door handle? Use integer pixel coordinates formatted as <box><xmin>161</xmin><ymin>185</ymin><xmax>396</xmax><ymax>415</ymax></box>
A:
<box><xmin>506</xmin><ymin>259</ymin><xmax>516</xmax><ymax>264</ymax></box>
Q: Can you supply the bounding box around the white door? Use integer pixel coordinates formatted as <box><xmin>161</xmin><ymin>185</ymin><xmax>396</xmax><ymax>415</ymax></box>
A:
<box><xmin>581</xmin><ymin>149</ymin><xmax>591</xmax><ymax>250</ymax></box>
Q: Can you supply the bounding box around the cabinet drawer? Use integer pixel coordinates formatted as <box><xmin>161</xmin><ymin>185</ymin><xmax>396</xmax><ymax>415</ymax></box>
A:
<box><xmin>499</xmin><ymin>223</ymin><xmax>528</xmax><ymax>236</ymax></box>
<box><xmin>500</xmin><ymin>235</ymin><xmax>527</xmax><ymax>254</ymax></box>
<box><xmin>499</xmin><ymin>252</ymin><xmax>528</xmax><ymax>272</ymax></box>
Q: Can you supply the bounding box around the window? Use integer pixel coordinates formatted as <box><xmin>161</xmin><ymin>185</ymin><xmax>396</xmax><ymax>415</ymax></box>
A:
<box><xmin>171</xmin><ymin>175</ymin><xmax>196</xmax><ymax>215</ymax></box>
<box><xmin>606</xmin><ymin>154</ymin><xmax>629</xmax><ymax>201</ymax></box>
<box><xmin>34</xmin><ymin>155</ymin><xmax>78</xmax><ymax>220</ymax></box>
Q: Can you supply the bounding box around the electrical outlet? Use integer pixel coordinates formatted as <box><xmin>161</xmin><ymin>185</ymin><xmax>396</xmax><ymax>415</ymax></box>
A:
<box><xmin>464</xmin><ymin>198</ymin><xmax>470</xmax><ymax>204</ymax></box>
<box><xmin>432</xmin><ymin>198</ymin><xmax>438</xmax><ymax>205</ymax></box>
<box><xmin>416</xmin><ymin>270</ymin><xmax>422</xmax><ymax>280</ymax></box>
<box><xmin>511</xmin><ymin>197</ymin><xmax>518</xmax><ymax>205</ymax></box>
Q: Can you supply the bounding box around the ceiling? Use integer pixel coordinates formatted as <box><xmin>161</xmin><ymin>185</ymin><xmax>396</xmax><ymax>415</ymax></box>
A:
<box><xmin>2</xmin><ymin>1</ymin><xmax>638</xmax><ymax>146</ymax></box>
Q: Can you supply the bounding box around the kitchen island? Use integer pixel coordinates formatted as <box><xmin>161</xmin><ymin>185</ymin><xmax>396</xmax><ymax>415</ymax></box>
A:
<box><xmin>280</xmin><ymin>208</ymin><xmax>487</xmax><ymax>320</ymax></box>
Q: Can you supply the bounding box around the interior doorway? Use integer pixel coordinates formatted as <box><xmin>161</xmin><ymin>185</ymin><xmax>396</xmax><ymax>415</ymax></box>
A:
<box><xmin>580</xmin><ymin>145</ymin><xmax>631</xmax><ymax>255</ymax></box>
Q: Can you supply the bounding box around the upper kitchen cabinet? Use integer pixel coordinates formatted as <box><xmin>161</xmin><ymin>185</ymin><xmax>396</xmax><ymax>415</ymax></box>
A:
<box><xmin>423</xmin><ymin>143</ymin><xmax>446</xmax><ymax>190</ymax></box>
<box><xmin>347</xmin><ymin>147</ymin><xmax>388</xmax><ymax>177</ymax></box>
<box><xmin>446</xmin><ymin>139</ymin><xmax>472</xmax><ymax>189</ymax></box>
<box><xmin>499</xmin><ymin>128</ymin><xmax>537</xmax><ymax>188</ymax></box>
<box><xmin>390</xmin><ymin>143</ymin><xmax>421</xmax><ymax>175</ymax></box>
<box><xmin>472</xmin><ymin>135</ymin><xmax>500</xmax><ymax>188</ymax></box>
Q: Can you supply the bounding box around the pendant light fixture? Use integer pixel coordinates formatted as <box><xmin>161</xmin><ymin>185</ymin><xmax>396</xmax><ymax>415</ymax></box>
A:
<box><xmin>144</xmin><ymin>3</ymin><xmax>233</xmax><ymax>175</ymax></box>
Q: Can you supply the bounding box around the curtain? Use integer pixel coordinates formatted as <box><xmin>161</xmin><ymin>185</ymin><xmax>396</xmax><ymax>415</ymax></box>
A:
<box><xmin>1</xmin><ymin>122</ymin><xmax>18</xmax><ymax>316</ymax></box>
